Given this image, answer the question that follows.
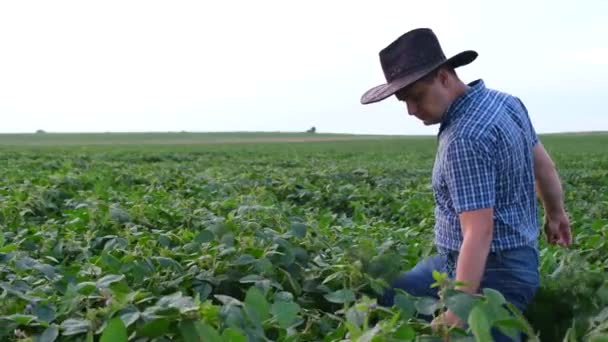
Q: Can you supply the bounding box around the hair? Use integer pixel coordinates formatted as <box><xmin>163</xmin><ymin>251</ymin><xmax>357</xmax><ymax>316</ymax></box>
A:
<box><xmin>418</xmin><ymin>65</ymin><xmax>457</xmax><ymax>84</ymax></box>
<box><xmin>396</xmin><ymin>65</ymin><xmax>457</xmax><ymax>99</ymax></box>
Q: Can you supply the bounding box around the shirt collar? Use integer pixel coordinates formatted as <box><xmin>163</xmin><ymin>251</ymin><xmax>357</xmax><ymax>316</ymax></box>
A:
<box><xmin>438</xmin><ymin>79</ymin><xmax>486</xmax><ymax>137</ymax></box>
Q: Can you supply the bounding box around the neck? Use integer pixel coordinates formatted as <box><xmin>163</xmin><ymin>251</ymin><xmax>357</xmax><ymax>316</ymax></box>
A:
<box><xmin>450</xmin><ymin>79</ymin><xmax>470</xmax><ymax>103</ymax></box>
<box><xmin>439</xmin><ymin>78</ymin><xmax>470</xmax><ymax>124</ymax></box>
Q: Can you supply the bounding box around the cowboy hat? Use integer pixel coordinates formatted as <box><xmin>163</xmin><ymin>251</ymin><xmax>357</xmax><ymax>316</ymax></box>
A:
<box><xmin>360</xmin><ymin>28</ymin><xmax>477</xmax><ymax>105</ymax></box>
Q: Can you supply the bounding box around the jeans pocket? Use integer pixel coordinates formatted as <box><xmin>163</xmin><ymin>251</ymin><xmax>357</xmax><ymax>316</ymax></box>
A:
<box><xmin>489</xmin><ymin>279</ymin><xmax>539</xmax><ymax>312</ymax></box>
<box><xmin>482</xmin><ymin>247</ymin><xmax>540</xmax><ymax>311</ymax></box>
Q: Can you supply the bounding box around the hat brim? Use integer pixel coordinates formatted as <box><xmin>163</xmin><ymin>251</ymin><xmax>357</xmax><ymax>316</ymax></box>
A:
<box><xmin>360</xmin><ymin>50</ymin><xmax>478</xmax><ymax>105</ymax></box>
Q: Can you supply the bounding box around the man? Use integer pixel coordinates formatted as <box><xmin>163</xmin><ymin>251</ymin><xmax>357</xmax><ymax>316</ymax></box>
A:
<box><xmin>360</xmin><ymin>28</ymin><xmax>572</xmax><ymax>341</ymax></box>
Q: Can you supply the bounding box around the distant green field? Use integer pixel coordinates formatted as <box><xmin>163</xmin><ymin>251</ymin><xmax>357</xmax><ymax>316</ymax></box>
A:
<box><xmin>0</xmin><ymin>132</ymin><xmax>606</xmax><ymax>341</ymax></box>
<box><xmin>0</xmin><ymin>132</ymin><xmax>406</xmax><ymax>146</ymax></box>
<box><xmin>1</xmin><ymin>131</ymin><xmax>604</xmax><ymax>158</ymax></box>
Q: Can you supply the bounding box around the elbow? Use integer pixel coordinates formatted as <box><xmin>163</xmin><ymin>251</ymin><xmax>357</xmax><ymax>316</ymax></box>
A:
<box><xmin>533</xmin><ymin>144</ymin><xmax>556</xmax><ymax>178</ymax></box>
<box><xmin>478</xmin><ymin>225</ymin><xmax>494</xmax><ymax>244</ymax></box>
<box><xmin>534</xmin><ymin>162</ymin><xmax>555</xmax><ymax>182</ymax></box>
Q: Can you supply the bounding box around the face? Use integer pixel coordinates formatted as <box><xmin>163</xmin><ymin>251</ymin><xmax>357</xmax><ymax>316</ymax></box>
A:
<box><xmin>395</xmin><ymin>70</ymin><xmax>452</xmax><ymax>126</ymax></box>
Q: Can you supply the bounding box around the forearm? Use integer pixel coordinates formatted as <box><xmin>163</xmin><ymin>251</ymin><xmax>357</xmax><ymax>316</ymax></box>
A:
<box><xmin>534</xmin><ymin>145</ymin><xmax>565</xmax><ymax>215</ymax></box>
<box><xmin>536</xmin><ymin>175</ymin><xmax>564</xmax><ymax>215</ymax></box>
<box><xmin>455</xmin><ymin>228</ymin><xmax>492</xmax><ymax>294</ymax></box>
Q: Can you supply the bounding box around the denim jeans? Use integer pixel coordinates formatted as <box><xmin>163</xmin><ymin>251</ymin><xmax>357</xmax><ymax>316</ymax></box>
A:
<box><xmin>378</xmin><ymin>246</ymin><xmax>540</xmax><ymax>342</ymax></box>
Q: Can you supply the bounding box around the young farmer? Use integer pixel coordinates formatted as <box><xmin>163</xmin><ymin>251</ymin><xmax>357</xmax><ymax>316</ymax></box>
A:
<box><xmin>360</xmin><ymin>28</ymin><xmax>572</xmax><ymax>341</ymax></box>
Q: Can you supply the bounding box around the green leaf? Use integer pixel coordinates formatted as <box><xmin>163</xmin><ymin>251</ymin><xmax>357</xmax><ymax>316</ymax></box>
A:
<box><xmin>323</xmin><ymin>323</ymin><xmax>347</xmax><ymax>341</ymax></box>
<box><xmin>119</xmin><ymin>310</ymin><xmax>140</xmax><ymax>327</ymax></box>
<box><xmin>504</xmin><ymin>302</ymin><xmax>536</xmax><ymax>336</ymax></box>
<box><xmin>278</xmin><ymin>267</ymin><xmax>301</xmax><ymax>295</ymax></box>
<box><xmin>100</xmin><ymin>317</ymin><xmax>127</xmax><ymax>342</ymax></box>
<box><xmin>590</xmin><ymin>335</ymin><xmax>608</xmax><ymax>342</ymax></box>
<box><xmin>481</xmin><ymin>299</ymin><xmax>510</xmax><ymax>323</ymax></box>
<box><xmin>60</xmin><ymin>319</ymin><xmax>91</xmax><ymax>336</ymax></box>
<box><xmin>244</xmin><ymin>286</ymin><xmax>270</xmax><ymax>322</ymax></box>
<box><xmin>154</xmin><ymin>256</ymin><xmax>184</xmax><ymax>271</ymax></box>
<box><xmin>195</xmin><ymin>230</ymin><xmax>214</xmax><ymax>243</ymax></box>
<box><xmin>34</xmin><ymin>263</ymin><xmax>57</xmax><ymax>279</ymax></box>
<box><xmin>272</xmin><ymin>291</ymin><xmax>292</xmax><ymax>303</ymax></box>
<box><xmin>96</xmin><ymin>274</ymin><xmax>125</xmax><ymax>288</ymax></box>
<box><xmin>322</xmin><ymin>271</ymin><xmax>344</xmax><ymax>285</ymax></box>
<box><xmin>563</xmin><ymin>326</ymin><xmax>577</xmax><ymax>342</ymax></box>
<box><xmin>468</xmin><ymin>306</ymin><xmax>492</xmax><ymax>342</ymax></box>
<box><xmin>445</xmin><ymin>292</ymin><xmax>478</xmax><ymax>322</ymax></box>
<box><xmin>431</xmin><ymin>269</ymin><xmax>445</xmax><ymax>281</ymax></box>
<box><xmin>179</xmin><ymin>320</ymin><xmax>200</xmax><ymax>342</ymax></box>
<box><xmin>344</xmin><ymin>321</ymin><xmax>362</xmax><ymax>340</ymax></box>
<box><xmin>394</xmin><ymin>294</ymin><xmax>415</xmax><ymax>320</ymax></box>
<box><xmin>220</xmin><ymin>233</ymin><xmax>234</xmax><ymax>246</ymax></box>
<box><xmin>239</xmin><ymin>274</ymin><xmax>265</xmax><ymax>283</ymax></box>
<box><xmin>324</xmin><ymin>289</ymin><xmax>355</xmax><ymax>304</ymax></box>
<box><xmin>0</xmin><ymin>281</ymin><xmax>37</xmax><ymax>301</ymax></box>
<box><xmin>33</xmin><ymin>304</ymin><xmax>56</xmax><ymax>323</ymax></box>
<box><xmin>222</xmin><ymin>305</ymin><xmax>246</xmax><ymax>328</ymax></box>
<box><xmin>271</xmin><ymin>301</ymin><xmax>300</xmax><ymax>329</ymax></box>
<box><xmin>483</xmin><ymin>288</ymin><xmax>506</xmax><ymax>306</ymax></box>
<box><xmin>137</xmin><ymin>318</ymin><xmax>170</xmax><ymax>338</ymax></box>
<box><xmin>214</xmin><ymin>295</ymin><xmax>242</xmax><ymax>306</ymax></box>
<box><xmin>0</xmin><ymin>244</ymin><xmax>18</xmax><ymax>253</ymax></box>
<box><xmin>196</xmin><ymin>283</ymin><xmax>213</xmax><ymax>300</ymax></box>
<box><xmin>358</xmin><ymin>324</ymin><xmax>381</xmax><ymax>342</ymax></box>
<box><xmin>6</xmin><ymin>314</ymin><xmax>37</xmax><ymax>325</ymax></box>
<box><xmin>156</xmin><ymin>292</ymin><xmax>197</xmax><ymax>313</ymax></box>
<box><xmin>493</xmin><ymin>318</ymin><xmax>527</xmax><ymax>341</ymax></box>
<box><xmin>101</xmin><ymin>254</ymin><xmax>122</xmax><ymax>272</ymax></box>
<box><xmin>76</xmin><ymin>282</ymin><xmax>97</xmax><ymax>295</ymax></box>
<box><xmin>195</xmin><ymin>321</ymin><xmax>222</xmax><ymax>342</ymax></box>
<box><xmin>279</xmin><ymin>248</ymin><xmax>295</xmax><ymax>266</ymax></box>
<box><xmin>453</xmin><ymin>280</ymin><xmax>470</xmax><ymax>287</ymax></box>
<box><xmin>35</xmin><ymin>326</ymin><xmax>59</xmax><ymax>342</ymax></box>
<box><xmin>415</xmin><ymin>297</ymin><xmax>439</xmax><ymax>316</ymax></box>
<box><xmin>110</xmin><ymin>206</ymin><xmax>131</xmax><ymax>223</ymax></box>
<box><xmin>221</xmin><ymin>327</ymin><xmax>247</xmax><ymax>342</ymax></box>
<box><xmin>346</xmin><ymin>306</ymin><xmax>365</xmax><ymax>327</ymax></box>
<box><xmin>233</xmin><ymin>254</ymin><xmax>257</xmax><ymax>266</ymax></box>
<box><xmin>289</xmin><ymin>223</ymin><xmax>307</xmax><ymax>238</ymax></box>
<box><xmin>494</xmin><ymin>318</ymin><xmax>526</xmax><ymax>331</ymax></box>
<box><xmin>393</xmin><ymin>324</ymin><xmax>415</xmax><ymax>341</ymax></box>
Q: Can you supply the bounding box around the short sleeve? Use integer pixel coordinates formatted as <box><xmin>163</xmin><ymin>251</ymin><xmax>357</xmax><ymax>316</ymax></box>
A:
<box><xmin>444</xmin><ymin>138</ymin><xmax>496</xmax><ymax>213</ymax></box>
<box><xmin>516</xmin><ymin>98</ymin><xmax>539</xmax><ymax>146</ymax></box>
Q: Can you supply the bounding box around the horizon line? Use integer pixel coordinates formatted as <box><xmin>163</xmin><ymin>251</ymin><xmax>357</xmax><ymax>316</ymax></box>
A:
<box><xmin>0</xmin><ymin>130</ymin><xmax>607</xmax><ymax>136</ymax></box>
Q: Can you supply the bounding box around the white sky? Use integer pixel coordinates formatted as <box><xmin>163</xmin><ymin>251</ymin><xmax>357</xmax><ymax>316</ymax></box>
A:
<box><xmin>0</xmin><ymin>0</ymin><xmax>606</xmax><ymax>134</ymax></box>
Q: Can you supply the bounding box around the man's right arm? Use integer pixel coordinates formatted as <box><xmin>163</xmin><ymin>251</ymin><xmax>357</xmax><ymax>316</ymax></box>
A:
<box><xmin>533</xmin><ymin>143</ymin><xmax>572</xmax><ymax>246</ymax></box>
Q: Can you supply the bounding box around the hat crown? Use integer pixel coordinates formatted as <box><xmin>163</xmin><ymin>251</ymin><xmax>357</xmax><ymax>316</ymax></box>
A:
<box><xmin>380</xmin><ymin>28</ymin><xmax>446</xmax><ymax>82</ymax></box>
<box><xmin>360</xmin><ymin>27</ymin><xmax>477</xmax><ymax>105</ymax></box>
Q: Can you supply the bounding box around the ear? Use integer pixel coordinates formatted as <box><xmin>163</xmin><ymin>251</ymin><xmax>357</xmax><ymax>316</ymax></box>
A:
<box><xmin>438</xmin><ymin>68</ymin><xmax>451</xmax><ymax>87</ymax></box>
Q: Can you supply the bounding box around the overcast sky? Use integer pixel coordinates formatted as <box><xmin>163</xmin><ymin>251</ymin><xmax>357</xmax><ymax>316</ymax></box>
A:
<box><xmin>0</xmin><ymin>0</ymin><xmax>606</xmax><ymax>135</ymax></box>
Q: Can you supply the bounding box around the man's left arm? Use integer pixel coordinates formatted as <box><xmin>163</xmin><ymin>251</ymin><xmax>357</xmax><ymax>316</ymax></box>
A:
<box><xmin>455</xmin><ymin>208</ymin><xmax>494</xmax><ymax>294</ymax></box>
<box><xmin>434</xmin><ymin>208</ymin><xmax>494</xmax><ymax>329</ymax></box>
<box><xmin>443</xmin><ymin>138</ymin><xmax>497</xmax><ymax>295</ymax></box>
<box><xmin>435</xmin><ymin>138</ymin><xmax>496</xmax><ymax>328</ymax></box>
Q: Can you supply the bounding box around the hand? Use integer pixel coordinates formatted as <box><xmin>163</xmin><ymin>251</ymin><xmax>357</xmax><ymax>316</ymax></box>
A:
<box><xmin>431</xmin><ymin>310</ymin><xmax>464</xmax><ymax>334</ymax></box>
<box><xmin>544</xmin><ymin>209</ymin><xmax>572</xmax><ymax>246</ymax></box>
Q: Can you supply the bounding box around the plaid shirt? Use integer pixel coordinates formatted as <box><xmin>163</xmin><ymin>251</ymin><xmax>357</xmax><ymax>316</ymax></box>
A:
<box><xmin>432</xmin><ymin>79</ymin><xmax>540</xmax><ymax>252</ymax></box>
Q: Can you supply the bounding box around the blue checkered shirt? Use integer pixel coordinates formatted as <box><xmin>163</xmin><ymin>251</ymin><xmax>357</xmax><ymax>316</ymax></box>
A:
<box><xmin>433</xmin><ymin>79</ymin><xmax>540</xmax><ymax>253</ymax></box>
